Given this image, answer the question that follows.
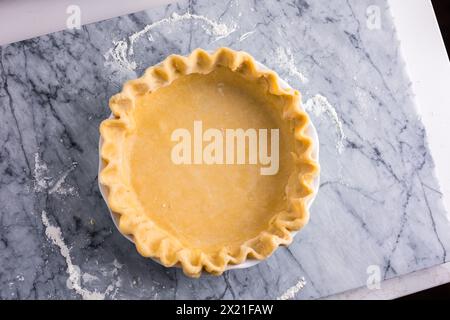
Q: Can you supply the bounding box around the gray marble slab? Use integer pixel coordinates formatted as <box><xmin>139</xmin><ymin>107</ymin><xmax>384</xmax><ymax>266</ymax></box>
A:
<box><xmin>1</xmin><ymin>0</ymin><xmax>450</xmax><ymax>299</ymax></box>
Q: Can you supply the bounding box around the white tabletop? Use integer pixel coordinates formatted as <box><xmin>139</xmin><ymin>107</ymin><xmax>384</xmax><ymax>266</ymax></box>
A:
<box><xmin>1</xmin><ymin>0</ymin><xmax>449</xmax><ymax>299</ymax></box>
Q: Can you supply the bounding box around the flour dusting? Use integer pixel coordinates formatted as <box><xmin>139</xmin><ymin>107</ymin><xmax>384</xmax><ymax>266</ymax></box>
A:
<box><xmin>105</xmin><ymin>11</ymin><xmax>237</xmax><ymax>71</ymax></box>
<box><xmin>112</xmin><ymin>259</ymin><xmax>123</xmax><ymax>270</ymax></box>
<box><xmin>277</xmin><ymin>277</ymin><xmax>307</xmax><ymax>300</ymax></box>
<box><xmin>33</xmin><ymin>153</ymin><xmax>78</xmax><ymax>196</ymax></box>
<box><xmin>41</xmin><ymin>210</ymin><xmax>105</xmax><ymax>300</ymax></box>
<box><xmin>41</xmin><ymin>211</ymin><xmax>123</xmax><ymax>300</ymax></box>
<box><xmin>304</xmin><ymin>94</ymin><xmax>346</xmax><ymax>153</ymax></box>
<box><xmin>130</xmin><ymin>12</ymin><xmax>236</xmax><ymax>48</ymax></box>
<box><xmin>33</xmin><ymin>153</ymin><xmax>49</xmax><ymax>192</ymax></box>
<box><xmin>275</xmin><ymin>47</ymin><xmax>309</xmax><ymax>83</ymax></box>
<box><xmin>82</xmin><ymin>273</ymin><xmax>99</xmax><ymax>284</ymax></box>
<box><xmin>239</xmin><ymin>30</ymin><xmax>255</xmax><ymax>42</ymax></box>
<box><xmin>104</xmin><ymin>40</ymin><xmax>137</xmax><ymax>72</ymax></box>
<box><xmin>100</xmin><ymin>259</ymin><xmax>123</xmax><ymax>299</ymax></box>
<box><xmin>48</xmin><ymin>162</ymin><xmax>78</xmax><ymax>195</ymax></box>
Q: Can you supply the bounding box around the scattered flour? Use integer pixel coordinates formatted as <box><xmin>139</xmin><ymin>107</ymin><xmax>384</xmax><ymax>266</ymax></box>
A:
<box><xmin>112</xmin><ymin>259</ymin><xmax>124</xmax><ymax>270</ymax></box>
<box><xmin>130</xmin><ymin>12</ymin><xmax>236</xmax><ymax>48</ymax></box>
<box><xmin>239</xmin><ymin>30</ymin><xmax>255</xmax><ymax>42</ymax></box>
<box><xmin>304</xmin><ymin>94</ymin><xmax>346</xmax><ymax>154</ymax></box>
<box><xmin>101</xmin><ymin>259</ymin><xmax>123</xmax><ymax>299</ymax></box>
<box><xmin>41</xmin><ymin>210</ymin><xmax>105</xmax><ymax>300</ymax></box>
<box><xmin>33</xmin><ymin>153</ymin><xmax>78</xmax><ymax>196</ymax></box>
<box><xmin>275</xmin><ymin>47</ymin><xmax>309</xmax><ymax>83</ymax></box>
<box><xmin>41</xmin><ymin>211</ymin><xmax>123</xmax><ymax>300</ymax></box>
<box><xmin>82</xmin><ymin>273</ymin><xmax>99</xmax><ymax>284</ymax></box>
<box><xmin>277</xmin><ymin>277</ymin><xmax>307</xmax><ymax>300</ymax></box>
<box><xmin>105</xmin><ymin>11</ymin><xmax>237</xmax><ymax>72</ymax></box>
<box><xmin>48</xmin><ymin>163</ymin><xmax>78</xmax><ymax>195</ymax></box>
<box><xmin>33</xmin><ymin>153</ymin><xmax>50</xmax><ymax>192</ymax></box>
<box><xmin>104</xmin><ymin>40</ymin><xmax>137</xmax><ymax>71</ymax></box>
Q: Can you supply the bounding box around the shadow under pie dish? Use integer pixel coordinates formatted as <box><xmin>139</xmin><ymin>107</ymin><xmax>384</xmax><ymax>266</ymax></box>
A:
<box><xmin>99</xmin><ymin>47</ymin><xmax>320</xmax><ymax>277</ymax></box>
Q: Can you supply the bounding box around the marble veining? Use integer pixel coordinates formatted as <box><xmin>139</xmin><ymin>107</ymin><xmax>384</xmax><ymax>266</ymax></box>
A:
<box><xmin>1</xmin><ymin>0</ymin><xmax>450</xmax><ymax>299</ymax></box>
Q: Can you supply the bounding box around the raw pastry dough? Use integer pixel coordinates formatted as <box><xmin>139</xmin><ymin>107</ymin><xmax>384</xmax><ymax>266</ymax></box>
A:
<box><xmin>100</xmin><ymin>47</ymin><xmax>319</xmax><ymax>277</ymax></box>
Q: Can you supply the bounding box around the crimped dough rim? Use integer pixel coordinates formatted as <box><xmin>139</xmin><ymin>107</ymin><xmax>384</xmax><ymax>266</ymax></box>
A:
<box><xmin>99</xmin><ymin>47</ymin><xmax>319</xmax><ymax>277</ymax></box>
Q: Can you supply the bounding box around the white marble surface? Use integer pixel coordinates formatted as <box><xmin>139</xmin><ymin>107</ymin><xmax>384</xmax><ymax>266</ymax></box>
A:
<box><xmin>329</xmin><ymin>0</ymin><xmax>450</xmax><ymax>299</ymax></box>
<box><xmin>389</xmin><ymin>0</ymin><xmax>450</xmax><ymax>216</ymax></box>
<box><xmin>1</xmin><ymin>0</ymin><xmax>450</xmax><ymax>300</ymax></box>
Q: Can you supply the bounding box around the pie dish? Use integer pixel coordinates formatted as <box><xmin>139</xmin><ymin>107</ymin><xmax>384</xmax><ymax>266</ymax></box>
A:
<box><xmin>99</xmin><ymin>47</ymin><xmax>319</xmax><ymax>277</ymax></box>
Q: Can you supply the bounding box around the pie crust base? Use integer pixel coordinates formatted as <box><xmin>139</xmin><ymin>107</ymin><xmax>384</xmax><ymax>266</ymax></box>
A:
<box><xmin>100</xmin><ymin>48</ymin><xmax>319</xmax><ymax>277</ymax></box>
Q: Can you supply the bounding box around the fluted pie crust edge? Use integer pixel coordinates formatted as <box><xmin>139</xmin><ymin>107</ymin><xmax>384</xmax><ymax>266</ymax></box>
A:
<box><xmin>99</xmin><ymin>47</ymin><xmax>319</xmax><ymax>277</ymax></box>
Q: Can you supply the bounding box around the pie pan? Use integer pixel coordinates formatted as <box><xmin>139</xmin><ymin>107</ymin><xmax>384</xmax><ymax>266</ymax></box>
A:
<box><xmin>98</xmin><ymin>48</ymin><xmax>320</xmax><ymax>275</ymax></box>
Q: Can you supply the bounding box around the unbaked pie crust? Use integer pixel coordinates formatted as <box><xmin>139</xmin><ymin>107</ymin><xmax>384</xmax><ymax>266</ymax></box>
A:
<box><xmin>100</xmin><ymin>47</ymin><xmax>319</xmax><ymax>277</ymax></box>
